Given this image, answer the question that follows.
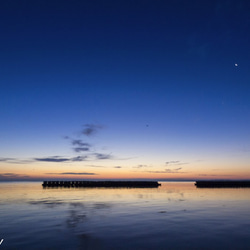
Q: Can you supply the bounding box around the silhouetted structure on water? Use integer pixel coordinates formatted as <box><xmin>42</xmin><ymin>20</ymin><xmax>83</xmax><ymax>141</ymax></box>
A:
<box><xmin>195</xmin><ymin>180</ymin><xmax>250</xmax><ymax>188</ymax></box>
<box><xmin>42</xmin><ymin>180</ymin><xmax>161</xmax><ymax>188</ymax></box>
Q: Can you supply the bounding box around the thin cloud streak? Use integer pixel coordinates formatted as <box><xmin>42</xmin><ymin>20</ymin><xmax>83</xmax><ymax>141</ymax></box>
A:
<box><xmin>86</xmin><ymin>165</ymin><xmax>107</xmax><ymax>168</ymax></box>
<box><xmin>93</xmin><ymin>153</ymin><xmax>112</xmax><ymax>160</ymax></box>
<box><xmin>71</xmin><ymin>156</ymin><xmax>88</xmax><ymax>161</ymax></box>
<box><xmin>2</xmin><ymin>153</ymin><xmax>114</xmax><ymax>164</ymax></box>
<box><xmin>198</xmin><ymin>174</ymin><xmax>234</xmax><ymax>177</ymax></box>
<box><xmin>165</xmin><ymin>161</ymin><xmax>180</xmax><ymax>165</ymax></box>
<box><xmin>133</xmin><ymin>164</ymin><xmax>151</xmax><ymax>169</ymax></box>
<box><xmin>73</xmin><ymin>147</ymin><xmax>90</xmax><ymax>152</ymax></box>
<box><xmin>165</xmin><ymin>161</ymin><xmax>189</xmax><ymax>166</ymax></box>
<box><xmin>46</xmin><ymin>172</ymin><xmax>97</xmax><ymax>175</ymax></box>
<box><xmin>0</xmin><ymin>173</ymin><xmax>30</xmax><ymax>178</ymax></box>
<box><xmin>0</xmin><ymin>157</ymin><xmax>33</xmax><ymax>164</ymax></box>
<box><xmin>35</xmin><ymin>156</ymin><xmax>88</xmax><ymax>162</ymax></box>
<box><xmin>145</xmin><ymin>167</ymin><xmax>187</xmax><ymax>174</ymax></box>
<box><xmin>0</xmin><ymin>158</ymin><xmax>15</xmax><ymax>162</ymax></box>
<box><xmin>35</xmin><ymin>157</ymin><xmax>70</xmax><ymax>162</ymax></box>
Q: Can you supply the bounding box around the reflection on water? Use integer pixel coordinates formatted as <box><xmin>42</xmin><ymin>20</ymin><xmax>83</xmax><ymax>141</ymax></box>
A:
<box><xmin>1</xmin><ymin>181</ymin><xmax>250</xmax><ymax>249</ymax></box>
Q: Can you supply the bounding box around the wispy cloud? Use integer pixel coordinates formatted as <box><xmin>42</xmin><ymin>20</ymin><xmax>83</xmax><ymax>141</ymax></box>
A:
<box><xmin>0</xmin><ymin>156</ymin><xmax>89</xmax><ymax>164</ymax></box>
<box><xmin>133</xmin><ymin>164</ymin><xmax>150</xmax><ymax>169</ymax></box>
<box><xmin>0</xmin><ymin>173</ymin><xmax>30</xmax><ymax>178</ymax></box>
<box><xmin>165</xmin><ymin>167</ymin><xmax>183</xmax><ymax>173</ymax></box>
<box><xmin>146</xmin><ymin>167</ymin><xmax>187</xmax><ymax>174</ymax></box>
<box><xmin>85</xmin><ymin>165</ymin><xmax>121</xmax><ymax>168</ymax></box>
<box><xmin>71</xmin><ymin>156</ymin><xmax>88</xmax><ymax>161</ymax></box>
<box><xmin>93</xmin><ymin>153</ymin><xmax>112</xmax><ymax>160</ymax></box>
<box><xmin>86</xmin><ymin>165</ymin><xmax>107</xmax><ymax>168</ymax></box>
<box><xmin>198</xmin><ymin>174</ymin><xmax>234</xmax><ymax>177</ymax></box>
<box><xmin>73</xmin><ymin>147</ymin><xmax>89</xmax><ymax>153</ymax></box>
<box><xmin>71</xmin><ymin>139</ymin><xmax>91</xmax><ymax>152</ymax></box>
<box><xmin>63</xmin><ymin>124</ymin><xmax>114</xmax><ymax>161</ymax></box>
<box><xmin>0</xmin><ymin>157</ymin><xmax>32</xmax><ymax>164</ymax></box>
<box><xmin>82</xmin><ymin>124</ymin><xmax>103</xmax><ymax>136</ymax></box>
<box><xmin>71</xmin><ymin>140</ymin><xmax>90</xmax><ymax>147</ymax></box>
<box><xmin>165</xmin><ymin>161</ymin><xmax>189</xmax><ymax>166</ymax></box>
<box><xmin>173</xmin><ymin>167</ymin><xmax>182</xmax><ymax>171</ymax></box>
<box><xmin>1</xmin><ymin>124</ymin><xmax>118</xmax><ymax>166</ymax></box>
<box><xmin>34</xmin><ymin>156</ymin><xmax>88</xmax><ymax>162</ymax></box>
<box><xmin>0</xmin><ymin>158</ymin><xmax>14</xmax><ymax>162</ymax></box>
<box><xmin>46</xmin><ymin>172</ymin><xmax>97</xmax><ymax>175</ymax></box>
<box><xmin>35</xmin><ymin>156</ymin><xmax>70</xmax><ymax>162</ymax></box>
<box><xmin>34</xmin><ymin>153</ymin><xmax>113</xmax><ymax>163</ymax></box>
<box><xmin>165</xmin><ymin>161</ymin><xmax>180</xmax><ymax>165</ymax></box>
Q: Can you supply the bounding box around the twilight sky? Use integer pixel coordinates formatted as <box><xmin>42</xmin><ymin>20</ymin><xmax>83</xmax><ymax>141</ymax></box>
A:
<box><xmin>1</xmin><ymin>0</ymin><xmax>250</xmax><ymax>181</ymax></box>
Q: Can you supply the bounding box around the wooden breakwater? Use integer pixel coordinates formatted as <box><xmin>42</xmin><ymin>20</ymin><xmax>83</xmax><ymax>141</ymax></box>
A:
<box><xmin>42</xmin><ymin>181</ymin><xmax>161</xmax><ymax>188</ymax></box>
<box><xmin>195</xmin><ymin>181</ymin><xmax>250</xmax><ymax>188</ymax></box>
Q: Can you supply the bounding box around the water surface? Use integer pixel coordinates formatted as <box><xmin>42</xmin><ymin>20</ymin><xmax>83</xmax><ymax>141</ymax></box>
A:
<box><xmin>1</xmin><ymin>181</ymin><xmax>250</xmax><ymax>249</ymax></box>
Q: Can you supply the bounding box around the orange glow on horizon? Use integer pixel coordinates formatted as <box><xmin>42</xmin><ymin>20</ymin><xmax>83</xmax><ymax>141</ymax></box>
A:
<box><xmin>1</xmin><ymin>170</ymin><xmax>250</xmax><ymax>181</ymax></box>
<box><xmin>1</xmin><ymin>161</ymin><xmax>250</xmax><ymax>181</ymax></box>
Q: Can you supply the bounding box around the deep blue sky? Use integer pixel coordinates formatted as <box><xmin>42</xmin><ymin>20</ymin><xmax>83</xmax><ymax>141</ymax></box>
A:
<box><xmin>1</xmin><ymin>0</ymin><xmax>250</xmax><ymax>180</ymax></box>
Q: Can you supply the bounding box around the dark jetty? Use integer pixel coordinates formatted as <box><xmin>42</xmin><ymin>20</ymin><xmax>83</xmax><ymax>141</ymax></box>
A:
<box><xmin>42</xmin><ymin>181</ymin><xmax>161</xmax><ymax>188</ymax></box>
<box><xmin>195</xmin><ymin>180</ymin><xmax>250</xmax><ymax>188</ymax></box>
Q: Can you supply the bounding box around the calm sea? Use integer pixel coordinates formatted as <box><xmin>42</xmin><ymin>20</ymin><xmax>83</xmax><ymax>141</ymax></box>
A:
<box><xmin>0</xmin><ymin>181</ymin><xmax>250</xmax><ymax>249</ymax></box>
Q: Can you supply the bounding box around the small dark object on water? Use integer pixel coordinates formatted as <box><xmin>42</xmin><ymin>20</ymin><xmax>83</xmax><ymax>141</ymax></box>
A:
<box><xmin>195</xmin><ymin>181</ymin><xmax>250</xmax><ymax>188</ymax></box>
<box><xmin>42</xmin><ymin>181</ymin><xmax>161</xmax><ymax>188</ymax></box>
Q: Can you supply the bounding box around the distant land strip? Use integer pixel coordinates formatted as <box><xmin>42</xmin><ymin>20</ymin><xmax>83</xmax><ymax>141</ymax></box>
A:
<box><xmin>42</xmin><ymin>181</ymin><xmax>161</xmax><ymax>188</ymax></box>
<box><xmin>195</xmin><ymin>181</ymin><xmax>250</xmax><ymax>188</ymax></box>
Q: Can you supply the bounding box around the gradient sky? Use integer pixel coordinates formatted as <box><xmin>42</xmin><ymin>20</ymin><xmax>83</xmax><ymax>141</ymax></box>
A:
<box><xmin>1</xmin><ymin>0</ymin><xmax>250</xmax><ymax>181</ymax></box>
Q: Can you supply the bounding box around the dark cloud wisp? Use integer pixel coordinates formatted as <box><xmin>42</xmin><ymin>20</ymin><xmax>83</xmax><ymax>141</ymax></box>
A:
<box><xmin>35</xmin><ymin>157</ymin><xmax>71</xmax><ymax>162</ymax></box>
<box><xmin>35</xmin><ymin>156</ymin><xmax>88</xmax><ymax>162</ymax></box>
<box><xmin>71</xmin><ymin>140</ymin><xmax>91</xmax><ymax>152</ymax></box>
<box><xmin>82</xmin><ymin>124</ymin><xmax>103</xmax><ymax>136</ymax></box>
<box><xmin>73</xmin><ymin>147</ymin><xmax>90</xmax><ymax>153</ymax></box>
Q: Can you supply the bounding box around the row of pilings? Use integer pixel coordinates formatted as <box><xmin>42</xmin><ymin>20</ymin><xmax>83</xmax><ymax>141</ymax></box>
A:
<box><xmin>42</xmin><ymin>181</ymin><xmax>161</xmax><ymax>188</ymax></box>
